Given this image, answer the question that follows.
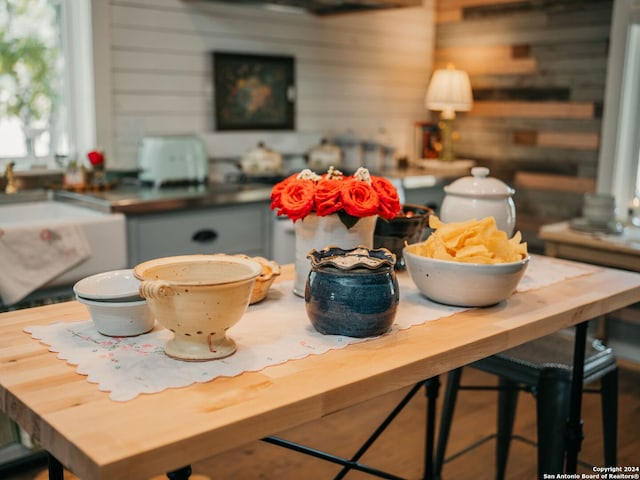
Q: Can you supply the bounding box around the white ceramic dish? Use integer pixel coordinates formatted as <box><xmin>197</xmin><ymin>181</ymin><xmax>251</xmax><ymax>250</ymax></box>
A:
<box><xmin>233</xmin><ymin>255</ymin><xmax>281</xmax><ymax>304</ymax></box>
<box><xmin>73</xmin><ymin>269</ymin><xmax>142</xmax><ymax>302</ymax></box>
<box><xmin>403</xmin><ymin>246</ymin><xmax>530</xmax><ymax>307</ymax></box>
<box><xmin>77</xmin><ymin>296</ymin><xmax>155</xmax><ymax>337</ymax></box>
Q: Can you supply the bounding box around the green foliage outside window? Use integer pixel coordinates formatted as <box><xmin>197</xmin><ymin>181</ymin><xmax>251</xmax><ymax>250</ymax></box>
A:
<box><xmin>0</xmin><ymin>0</ymin><xmax>60</xmax><ymax>158</ymax></box>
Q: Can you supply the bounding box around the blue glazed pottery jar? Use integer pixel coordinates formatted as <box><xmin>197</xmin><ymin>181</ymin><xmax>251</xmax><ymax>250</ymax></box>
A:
<box><xmin>305</xmin><ymin>246</ymin><xmax>399</xmax><ymax>338</ymax></box>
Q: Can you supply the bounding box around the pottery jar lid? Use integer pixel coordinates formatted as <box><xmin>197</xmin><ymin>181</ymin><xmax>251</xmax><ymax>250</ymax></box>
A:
<box><xmin>444</xmin><ymin>167</ymin><xmax>515</xmax><ymax>199</ymax></box>
<box><xmin>308</xmin><ymin>246</ymin><xmax>396</xmax><ymax>271</ymax></box>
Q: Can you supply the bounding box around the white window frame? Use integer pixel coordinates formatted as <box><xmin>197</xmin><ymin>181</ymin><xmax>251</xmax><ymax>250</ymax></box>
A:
<box><xmin>62</xmin><ymin>0</ymin><xmax>97</xmax><ymax>164</ymax></box>
<box><xmin>89</xmin><ymin>0</ymin><xmax>113</xmax><ymax>167</ymax></box>
<box><xmin>598</xmin><ymin>0</ymin><xmax>640</xmax><ymax>219</ymax></box>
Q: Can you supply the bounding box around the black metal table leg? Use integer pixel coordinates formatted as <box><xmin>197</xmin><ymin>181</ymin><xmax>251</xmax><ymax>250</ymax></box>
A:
<box><xmin>48</xmin><ymin>453</ymin><xmax>64</xmax><ymax>480</ymax></box>
<box><xmin>423</xmin><ymin>376</ymin><xmax>440</xmax><ymax>480</ymax></box>
<box><xmin>333</xmin><ymin>381</ymin><xmax>426</xmax><ymax>480</ymax></box>
<box><xmin>263</xmin><ymin>436</ymin><xmax>406</xmax><ymax>480</ymax></box>
<box><xmin>167</xmin><ymin>465</ymin><xmax>192</xmax><ymax>479</ymax></box>
<box><xmin>262</xmin><ymin>379</ymin><xmax>434</xmax><ymax>480</ymax></box>
<box><xmin>565</xmin><ymin>321</ymin><xmax>588</xmax><ymax>473</ymax></box>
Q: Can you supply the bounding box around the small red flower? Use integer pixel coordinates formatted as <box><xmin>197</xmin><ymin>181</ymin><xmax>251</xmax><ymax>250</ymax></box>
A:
<box><xmin>87</xmin><ymin>150</ymin><xmax>105</xmax><ymax>167</ymax></box>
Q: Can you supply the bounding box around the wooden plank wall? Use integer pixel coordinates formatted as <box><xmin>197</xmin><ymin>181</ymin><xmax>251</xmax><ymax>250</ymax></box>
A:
<box><xmin>434</xmin><ymin>0</ymin><xmax>612</xmax><ymax>246</ymax></box>
<box><xmin>104</xmin><ymin>0</ymin><xmax>435</xmax><ymax>170</ymax></box>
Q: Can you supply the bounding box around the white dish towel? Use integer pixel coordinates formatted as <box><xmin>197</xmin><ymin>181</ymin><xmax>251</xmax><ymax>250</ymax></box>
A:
<box><xmin>0</xmin><ymin>224</ymin><xmax>91</xmax><ymax>305</ymax></box>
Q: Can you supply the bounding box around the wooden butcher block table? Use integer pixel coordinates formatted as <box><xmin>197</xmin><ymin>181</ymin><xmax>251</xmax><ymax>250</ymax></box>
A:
<box><xmin>1</xmin><ymin>261</ymin><xmax>640</xmax><ymax>480</ymax></box>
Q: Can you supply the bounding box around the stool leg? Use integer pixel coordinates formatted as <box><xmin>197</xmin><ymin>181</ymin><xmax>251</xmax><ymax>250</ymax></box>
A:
<box><xmin>424</xmin><ymin>377</ymin><xmax>441</xmax><ymax>480</ymax></box>
<box><xmin>600</xmin><ymin>368</ymin><xmax>618</xmax><ymax>466</ymax></box>
<box><xmin>433</xmin><ymin>368</ymin><xmax>463</xmax><ymax>479</ymax></box>
<box><xmin>48</xmin><ymin>453</ymin><xmax>64</xmax><ymax>480</ymax></box>
<box><xmin>536</xmin><ymin>368</ymin><xmax>571</xmax><ymax>476</ymax></box>
<box><xmin>496</xmin><ymin>377</ymin><xmax>519</xmax><ymax>480</ymax></box>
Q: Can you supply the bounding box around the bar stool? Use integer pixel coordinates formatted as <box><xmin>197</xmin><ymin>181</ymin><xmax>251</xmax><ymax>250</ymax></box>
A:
<box><xmin>434</xmin><ymin>330</ymin><xmax>618</xmax><ymax>479</ymax></box>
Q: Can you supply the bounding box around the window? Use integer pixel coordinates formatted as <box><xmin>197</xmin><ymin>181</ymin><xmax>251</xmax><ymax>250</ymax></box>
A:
<box><xmin>613</xmin><ymin>23</ymin><xmax>640</xmax><ymax>202</ymax></box>
<box><xmin>0</xmin><ymin>0</ymin><xmax>94</xmax><ymax>170</ymax></box>
<box><xmin>598</xmin><ymin>0</ymin><xmax>640</xmax><ymax>217</ymax></box>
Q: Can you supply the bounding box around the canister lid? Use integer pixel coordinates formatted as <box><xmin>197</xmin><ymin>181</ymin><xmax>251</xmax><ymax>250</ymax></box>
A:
<box><xmin>308</xmin><ymin>138</ymin><xmax>341</xmax><ymax>156</ymax></box>
<box><xmin>443</xmin><ymin>167</ymin><xmax>514</xmax><ymax>198</ymax></box>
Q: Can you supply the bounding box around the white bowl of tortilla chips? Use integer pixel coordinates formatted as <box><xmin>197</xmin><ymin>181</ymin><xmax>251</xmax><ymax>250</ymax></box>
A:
<box><xmin>404</xmin><ymin>215</ymin><xmax>529</xmax><ymax>307</ymax></box>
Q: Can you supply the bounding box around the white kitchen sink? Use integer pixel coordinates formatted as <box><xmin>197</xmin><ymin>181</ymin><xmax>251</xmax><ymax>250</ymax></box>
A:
<box><xmin>0</xmin><ymin>200</ymin><xmax>127</xmax><ymax>288</ymax></box>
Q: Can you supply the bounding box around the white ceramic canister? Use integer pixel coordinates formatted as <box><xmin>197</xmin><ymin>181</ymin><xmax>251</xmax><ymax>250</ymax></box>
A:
<box><xmin>440</xmin><ymin>166</ymin><xmax>516</xmax><ymax>236</ymax></box>
<box><xmin>306</xmin><ymin>138</ymin><xmax>342</xmax><ymax>172</ymax></box>
<box><xmin>240</xmin><ymin>142</ymin><xmax>284</xmax><ymax>175</ymax></box>
<box><xmin>333</xmin><ymin>131</ymin><xmax>362</xmax><ymax>171</ymax></box>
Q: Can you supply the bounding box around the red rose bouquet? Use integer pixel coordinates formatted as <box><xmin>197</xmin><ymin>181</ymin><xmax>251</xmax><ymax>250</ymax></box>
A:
<box><xmin>271</xmin><ymin>167</ymin><xmax>401</xmax><ymax>229</ymax></box>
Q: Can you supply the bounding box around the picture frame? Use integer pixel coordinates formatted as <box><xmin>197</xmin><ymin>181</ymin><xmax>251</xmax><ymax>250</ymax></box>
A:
<box><xmin>212</xmin><ymin>52</ymin><xmax>296</xmax><ymax>131</ymax></box>
<box><xmin>414</xmin><ymin>121</ymin><xmax>440</xmax><ymax>160</ymax></box>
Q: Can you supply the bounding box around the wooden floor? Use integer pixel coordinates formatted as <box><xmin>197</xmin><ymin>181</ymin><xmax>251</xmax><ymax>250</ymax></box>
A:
<box><xmin>6</xmin><ymin>366</ymin><xmax>640</xmax><ymax>480</ymax></box>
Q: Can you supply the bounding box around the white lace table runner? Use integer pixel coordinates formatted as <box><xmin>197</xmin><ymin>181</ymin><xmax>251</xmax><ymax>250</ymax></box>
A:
<box><xmin>25</xmin><ymin>255</ymin><xmax>597</xmax><ymax>401</ymax></box>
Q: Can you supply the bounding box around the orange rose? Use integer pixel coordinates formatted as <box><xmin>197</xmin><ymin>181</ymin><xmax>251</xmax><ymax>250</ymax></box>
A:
<box><xmin>341</xmin><ymin>178</ymin><xmax>379</xmax><ymax>218</ymax></box>
<box><xmin>372</xmin><ymin>176</ymin><xmax>401</xmax><ymax>220</ymax></box>
<box><xmin>315</xmin><ymin>178</ymin><xmax>343</xmax><ymax>216</ymax></box>
<box><xmin>270</xmin><ymin>173</ymin><xmax>298</xmax><ymax>211</ymax></box>
<box><xmin>278</xmin><ymin>179</ymin><xmax>316</xmax><ymax>221</ymax></box>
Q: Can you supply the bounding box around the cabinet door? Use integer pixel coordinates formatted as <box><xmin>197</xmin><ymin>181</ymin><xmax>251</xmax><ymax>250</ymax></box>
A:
<box><xmin>127</xmin><ymin>203</ymin><xmax>270</xmax><ymax>265</ymax></box>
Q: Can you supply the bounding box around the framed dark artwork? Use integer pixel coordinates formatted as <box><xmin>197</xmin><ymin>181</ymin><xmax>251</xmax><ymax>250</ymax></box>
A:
<box><xmin>213</xmin><ymin>52</ymin><xmax>296</xmax><ymax>131</ymax></box>
<box><xmin>414</xmin><ymin>122</ymin><xmax>441</xmax><ymax>159</ymax></box>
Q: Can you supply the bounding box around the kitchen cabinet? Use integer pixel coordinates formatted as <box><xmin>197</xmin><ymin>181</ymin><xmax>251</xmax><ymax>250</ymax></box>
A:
<box><xmin>126</xmin><ymin>202</ymin><xmax>272</xmax><ymax>266</ymax></box>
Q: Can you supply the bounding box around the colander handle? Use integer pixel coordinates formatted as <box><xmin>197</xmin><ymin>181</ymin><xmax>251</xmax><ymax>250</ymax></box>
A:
<box><xmin>139</xmin><ymin>280</ymin><xmax>175</xmax><ymax>299</ymax></box>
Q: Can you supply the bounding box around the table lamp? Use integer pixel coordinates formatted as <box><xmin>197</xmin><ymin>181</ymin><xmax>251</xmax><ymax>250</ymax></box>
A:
<box><xmin>425</xmin><ymin>64</ymin><xmax>473</xmax><ymax>162</ymax></box>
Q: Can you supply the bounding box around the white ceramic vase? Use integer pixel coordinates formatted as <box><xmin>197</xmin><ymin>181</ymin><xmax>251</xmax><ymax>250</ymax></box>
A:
<box><xmin>293</xmin><ymin>213</ymin><xmax>377</xmax><ymax>297</ymax></box>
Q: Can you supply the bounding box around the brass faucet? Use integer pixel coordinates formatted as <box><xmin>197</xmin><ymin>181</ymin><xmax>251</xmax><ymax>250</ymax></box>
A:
<box><xmin>4</xmin><ymin>162</ymin><xmax>17</xmax><ymax>194</ymax></box>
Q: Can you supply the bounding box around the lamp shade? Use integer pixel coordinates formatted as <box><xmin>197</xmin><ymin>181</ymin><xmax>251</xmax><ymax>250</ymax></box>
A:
<box><xmin>425</xmin><ymin>65</ymin><xmax>473</xmax><ymax>119</ymax></box>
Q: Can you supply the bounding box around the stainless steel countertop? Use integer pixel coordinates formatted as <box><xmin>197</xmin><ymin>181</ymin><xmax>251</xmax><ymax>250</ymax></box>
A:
<box><xmin>2</xmin><ymin>167</ymin><xmax>452</xmax><ymax>215</ymax></box>
<box><xmin>52</xmin><ymin>182</ymin><xmax>274</xmax><ymax>215</ymax></box>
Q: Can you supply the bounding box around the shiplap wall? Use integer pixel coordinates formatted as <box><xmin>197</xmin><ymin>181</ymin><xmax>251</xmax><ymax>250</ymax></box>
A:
<box><xmin>100</xmin><ymin>0</ymin><xmax>435</xmax><ymax>171</ymax></box>
<box><xmin>433</xmin><ymin>0</ymin><xmax>613</xmax><ymax>247</ymax></box>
